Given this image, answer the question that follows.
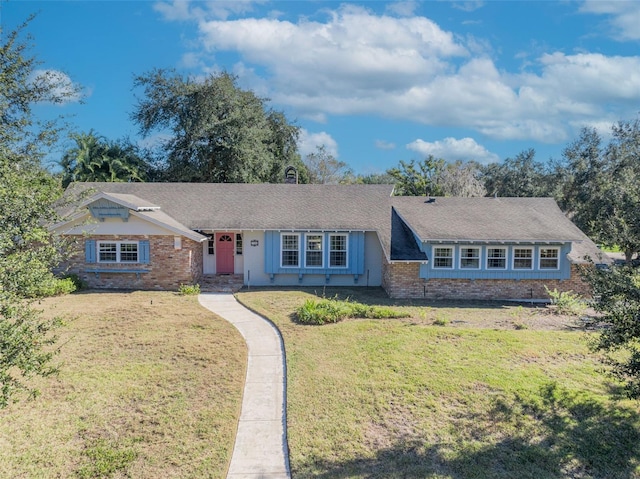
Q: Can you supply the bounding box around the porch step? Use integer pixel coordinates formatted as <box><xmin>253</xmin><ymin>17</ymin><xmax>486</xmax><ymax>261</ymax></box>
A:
<box><xmin>199</xmin><ymin>274</ymin><xmax>244</xmax><ymax>293</ymax></box>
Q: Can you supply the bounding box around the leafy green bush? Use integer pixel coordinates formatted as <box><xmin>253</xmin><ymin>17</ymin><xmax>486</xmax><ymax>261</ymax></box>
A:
<box><xmin>545</xmin><ymin>286</ymin><xmax>587</xmax><ymax>316</ymax></box>
<box><xmin>296</xmin><ymin>298</ymin><xmax>347</xmax><ymax>325</ymax></box>
<box><xmin>178</xmin><ymin>283</ymin><xmax>201</xmax><ymax>295</ymax></box>
<box><xmin>61</xmin><ymin>273</ymin><xmax>88</xmax><ymax>291</ymax></box>
<box><xmin>295</xmin><ymin>296</ymin><xmax>408</xmax><ymax>325</ymax></box>
<box><xmin>24</xmin><ymin>275</ymin><xmax>78</xmax><ymax>298</ymax></box>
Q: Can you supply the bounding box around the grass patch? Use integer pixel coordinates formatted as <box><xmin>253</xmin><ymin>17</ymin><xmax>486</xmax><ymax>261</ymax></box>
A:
<box><xmin>77</xmin><ymin>438</ymin><xmax>138</xmax><ymax>479</ymax></box>
<box><xmin>237</xmin><ymin>287</ymin><xmax>640</xmax><ymax>479</ymax></box>
<box><xmin>0</xmin><ymin>291</ymin><xmax>246</xmax><ymax>478</ymax></box>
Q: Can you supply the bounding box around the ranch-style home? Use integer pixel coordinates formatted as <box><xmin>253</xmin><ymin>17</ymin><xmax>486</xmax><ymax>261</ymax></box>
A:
<box><xmin>53</xmin><ymin>182</ymin><xmax>607</xmax><ymax>300</ymax></box>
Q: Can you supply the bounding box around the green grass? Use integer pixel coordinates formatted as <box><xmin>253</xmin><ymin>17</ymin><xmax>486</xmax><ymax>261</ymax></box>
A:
<box><xmin>0</xmin><ymin>291</ymin><xmax>246</xmax><ymax>478</ymax></box>
<box><xmin>237</xmin><ymin>287</ymin><xmax>640</xmax><ymax>479</ymax></box>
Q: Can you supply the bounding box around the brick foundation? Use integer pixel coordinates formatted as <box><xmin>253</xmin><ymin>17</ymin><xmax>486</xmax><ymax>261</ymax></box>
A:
<box><xmin>382</xmin><ymin>261</ymin><xmax>591</xmax><ymax>300</ymax></box>
<box><xmin>63</xmin><ymin>235</ymin><xmax>203</xmax><ymax>290</ymax></box>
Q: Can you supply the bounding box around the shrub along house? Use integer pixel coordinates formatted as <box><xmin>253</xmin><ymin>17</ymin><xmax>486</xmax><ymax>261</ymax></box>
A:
<box><xmin>53</xmin><ymin>182</ymin><xmax>607</xmax><ymax>300</ymax></box>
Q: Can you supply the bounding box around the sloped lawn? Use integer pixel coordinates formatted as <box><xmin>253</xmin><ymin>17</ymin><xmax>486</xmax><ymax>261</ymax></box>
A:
<box><xmin>0</xmin><ymin>291</ymin><xmax>246</xmax><ymax>479</ymax></box>
<box><xmin>237</xmin><ymin>287</ymin><xmax>640</xmax><ymax>479</ymax></box>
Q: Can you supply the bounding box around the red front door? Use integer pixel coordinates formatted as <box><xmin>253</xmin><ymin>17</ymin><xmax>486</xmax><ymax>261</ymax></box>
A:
<box><xmin>216</xmin><ymin>233</ymin><xmax>235</xmax><ymax>274</ymax></box>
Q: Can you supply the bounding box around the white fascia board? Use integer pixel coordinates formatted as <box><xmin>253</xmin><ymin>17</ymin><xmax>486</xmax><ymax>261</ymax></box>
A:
<box><xmin>48</xmin><ymin>210</ymin><xmax>91</xmax><ymax>233</ymax></box>
<box><xmin>130</xmin><ymin>211</ymin><xmax>207</xmax><ymax>242</ymax></box>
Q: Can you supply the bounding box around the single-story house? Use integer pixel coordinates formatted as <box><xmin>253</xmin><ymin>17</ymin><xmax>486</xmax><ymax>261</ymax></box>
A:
<box><xmin>52</xmin><ymin>182</ymin><xmax>607</xmax><ymax>300</ymax></box>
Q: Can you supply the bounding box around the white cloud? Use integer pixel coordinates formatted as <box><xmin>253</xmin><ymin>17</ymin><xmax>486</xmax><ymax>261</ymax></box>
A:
<box><xmin>154</xmin><ymin>0</ymin><xmax>265</xmax><ymax>21</ymax></box>
<box><xmin>196</xmin><ymin>4</ymin><xmax>468</xmax><ymax>98</ymax></box>
<box><xmin>580</xmin><ymin>0</ymin><xmax>640</xmax><ymax>41</ymax></box>
<box><xmin>375</xmin><ymin>139</ymin><xmax>396</xmax><ymax>150</ymax></box>
<box><xmin>297</xmin><ymin>129</ymin><xmax>339</xmax><ymax>158</ymax></box>
<box><xmin>161</xmin><ymin>3</ymin><xmax>640</xmax><ymax>145</ymax></box>
<box><xmin>385</xmin><ymin>1</ymin><xmax>419</xmax><ymax>17</ymax></box>
<box><xmin>406</xmin><ymin>137</ymin><xmax>499</xmax><ymax>164</ymax></box>
<box><xmin>29</xmin><ymin>70</ymin><xmax>82</xmax><ymax>104</ymax></box>
<box><xmin>452</xmin><ymin>1</ymin><xmax>485</xmax><ymax>13</ymax></box>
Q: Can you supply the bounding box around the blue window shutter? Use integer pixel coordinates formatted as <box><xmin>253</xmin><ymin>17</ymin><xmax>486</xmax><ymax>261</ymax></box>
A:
<box><xmin>85</xmin><ymin>239</ymin><xmax>96</xmax><ymax>263</ymax></box>
<box><xmin>139</xmin><ymin>240</ymin><xmax>150</xmax><ymax>264</ymax></box>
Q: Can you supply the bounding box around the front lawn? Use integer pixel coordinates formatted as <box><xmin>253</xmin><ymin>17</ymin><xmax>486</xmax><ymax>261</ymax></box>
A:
<box><xmin>0</xmin><ymin>291</ymin><xmax>246</xmax><ymax>479</ymax></box>
<box><xmin>237</xmin><ymin>287</ymin><xmax>640</xmax><ymax>479</ymax></box>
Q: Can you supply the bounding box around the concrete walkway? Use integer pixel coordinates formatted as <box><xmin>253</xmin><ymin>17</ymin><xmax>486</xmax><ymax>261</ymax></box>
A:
<box><xmin>198</xmin><ymin>293</ymin><xmax>291</xmax><ymax>479</ymax></box>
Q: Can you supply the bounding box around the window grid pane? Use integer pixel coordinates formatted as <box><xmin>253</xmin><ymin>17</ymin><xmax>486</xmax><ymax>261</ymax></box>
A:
<box><xmin>99</xmin><ymin>243</ymin><xmax>117</xmax><ymax>262</ymax></box>
<box><xmin>460</xmin><ymin>247</ymin><xmax>480</xmax><ymax>269</ymax></box>
<box><xmin>540</xmin><ymin>248</ymin><xmax>559</xmax><ymax>269</ymax></box>
<box><xmin>236</xmin><ymin>234</ymin><xmax>243</xmax><ymax>255</ymax></box>
<box><xmin>281</xmin><ymin>235</ymin><xmax>299</xmax><ymax>267</ymax></box>
<box><xmin>329</xmin><ymin>235</ymin><xmax>347</xmax><ymax>267</ymax></box>
<box><xmin>487</xmin><ymin>248</ymin><xmax>506</xmax><ymax>269</ymax></box>
<box><xmin>513</xmin><ymin>248</ymin><xmax>533</xmax><ymax>269</ymax></box>
<box><xmin>306</xmin><ymin>235</ymin><xmax>323</xmax><ymax>267</ymax></box>
<box><xmin>119</xmin><ymin>243</ymin><xmax>138</xmax><ymax>262</ymax></box>
<box><xmin>433</xmin><ymin>247</ymin><xmax>453</xmax><ymax>268</ymax></box>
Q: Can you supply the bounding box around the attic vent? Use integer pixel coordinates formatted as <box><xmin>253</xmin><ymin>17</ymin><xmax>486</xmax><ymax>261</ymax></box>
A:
<box><xmin>424</xmin><ymin>197</ymin><xmax>436</xmax><ymax>204</ymax></box>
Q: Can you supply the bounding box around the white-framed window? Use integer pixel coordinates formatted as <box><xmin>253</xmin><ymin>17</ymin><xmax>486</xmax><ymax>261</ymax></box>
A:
<box><xmin>433</xmin><ymin>246</ymin><xmax>454</xmax><ymax>269</ymax></box>
<box><xmin>486</xmin><ymin>247</ymin><xmax>507</xmax><ymax>269</ymax></box>
<box><xmin>329</xmin><ymin>234</ymin><xmax>348</xmax><ymax>268</ymax></box>
<box><xmin>207</xmin><ymin>239</ymin><xmax>215</xmax><ymax>255</ymax></box>
<box><xmin>98</xmin><ymin>241</ymin><xmax>138</xmax><ymax>263</ymax></box>
<box><xmin>236</xmin><ymin>233</ymin><xmax>243</xmax><ymax>255</ymax></box>
<box><xmin>281</xmin><ymin>233</ymin><xmax>300</xmax><ymax>267</ymax></box>
<box><xmin>305</xmin><ymin>234</ymin><xmax>324</xmax><ymax>268</ymax></box>
<box><xmin>459</xmin><ymin>246</ymin><xmax>481</xmax><ymax>269</ymax></box>
<box><xmin>539</xmin><ymin>247</ymin><xmax>560</xmax><ymax>270</ymax></box>
<box><xmin>513</xmin><ymin>247</ymin><xmax>533</xmax><ymax>270</ymax></box>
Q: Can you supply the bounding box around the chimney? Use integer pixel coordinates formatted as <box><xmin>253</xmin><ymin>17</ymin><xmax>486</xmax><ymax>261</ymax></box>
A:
<box><xmin>284</xmin><ymin>165</ymin><xmax>298</xmax><ymax>184</ymax></box>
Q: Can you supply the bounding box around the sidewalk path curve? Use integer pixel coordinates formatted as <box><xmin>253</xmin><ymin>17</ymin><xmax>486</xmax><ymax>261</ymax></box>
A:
<box><xmin>198</xmin><ymin>293</ymin><xmax>291</xmax><ymax>479</ymax></box>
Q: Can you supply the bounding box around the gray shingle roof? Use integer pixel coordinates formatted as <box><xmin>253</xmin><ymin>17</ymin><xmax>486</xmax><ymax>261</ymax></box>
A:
<box><xmin>67</xmin><ymin>182</ymin><xmax>395</xmax><ymax>231</ymax></box>
<box><xmin>391</xmin><ymin>196</ymin><xmax>586</xmax><ymax>243</ymax></box>
<box><xmin>64</xmin><ymin>183</ymin><xmax>603</xmax><ymax>263</ymax></box>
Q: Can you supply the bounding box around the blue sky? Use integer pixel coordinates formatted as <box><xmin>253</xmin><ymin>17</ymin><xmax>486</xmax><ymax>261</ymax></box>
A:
<box><xmin>4</xmin><ymin>0</ymin><xmax>640</xmax><ymax>175</ymax></box>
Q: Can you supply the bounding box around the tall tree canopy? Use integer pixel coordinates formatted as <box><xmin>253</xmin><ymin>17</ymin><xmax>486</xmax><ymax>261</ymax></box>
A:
<box><xmin>59</xmin><ymin>130</ymin><xmax>148</xmax><ymax>187</ymax></box>
<box><xmin>132</xmin><ymin>69</ymin><xmax>305</xmax><ymax>183</ymax></box>
<box><xmin>387</xmin><ymin>156</ymin><xmax>445</xmax><ymax>196</ymax></box>
<box><xmin>480</xmin><ymin>149</ymin><xmax>554</xmax><ymax>197</ymax></box>
<box><xmin>304</xmin><ymin>145</ymin><xmax>352</xmax><ymax>184</ymax></box>
<box><xmin>1</xmin><ymin>17</ymin><xmax>74</xmax><ymax>407</ymax></box>
<box><xmin>558</xmin><ymin>122</ymin><xmax>640</xmax><ymax>262</ymax></box>
<box><xmin>439</xmin><ymin>160</ymin><xmax>486</xmax><ymax>197</ymax></box>
<box><xmin>386</xmin><ymin>157</ymin><xmax>485</xmax><ymax>197</ymax></box>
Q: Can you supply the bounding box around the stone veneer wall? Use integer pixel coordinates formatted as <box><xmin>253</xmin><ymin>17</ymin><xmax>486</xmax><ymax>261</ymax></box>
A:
<box><xmin>64</xmin><ymin>235</ymin><xmax>202</xmax><ymax>290</ymax></box>
<box><xmin>382</xmin><ymin>261</ymin><xmax>591</xmax><ymax>300</ymax></box>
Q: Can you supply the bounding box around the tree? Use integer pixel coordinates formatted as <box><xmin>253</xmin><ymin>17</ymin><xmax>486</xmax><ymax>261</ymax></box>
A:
<box><xmin>582</xmin><ymin>264</ymin><xmax>640</xmax><ymax>398</ymax></box>
<box><xmin>439</xmin><ymin>160</ymin><xmax>486</xmax><ymax>197</ymax></box>
<box><xmin>555</xmin><ymin>127</ymin><xmax>606</xmax><ymax>232</ymax></box>
<box><xmin>59</xmin><ymin>130</ymin><xmax>148</xmax><ymax>187</ymax></box>
<box><xmin>387</xmin><ymin>156</ymin><xmax>445</xmax><ymax>196</ymax></box>
<box><xmin>480</xmin><ymin>149</ymin><xmax>553</xmax><ymax>197</ymax></box>
<box><xmin>595</xmin><ymin>120</ymin><xmax>640</xmax><ymax>262</ymax></box>
<box><xmin>132</xmin><ymin>69</ymin><xmax>303</xmax><ymax>183</ymax></box>
<box><xmin>1</xmin><ymin>17</ymin><xmax>74</xmax><ymax>407</ymax></box>
<box><xmin>304</xmin><ymin>145</ymin><xmax>352</xmax><ymax>184</ymax></box>
<box><xmin>353</xmin><ymin>172</ymin><xmax>396</xmax><ymax>185</ymax></box>
<box><xmin>558</xmin><ymin>122</ymin><xmax>640</xmax><ymax>262</ymax></box>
